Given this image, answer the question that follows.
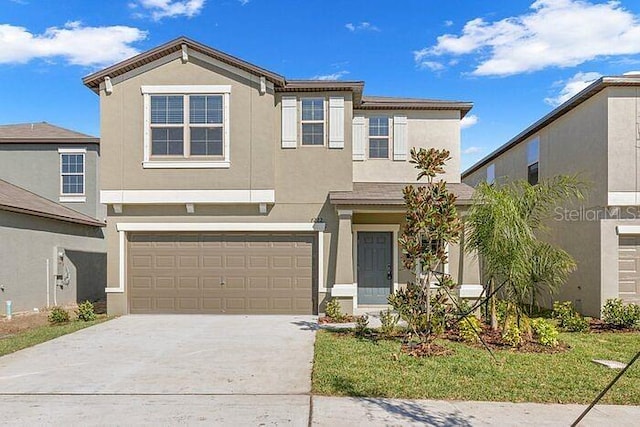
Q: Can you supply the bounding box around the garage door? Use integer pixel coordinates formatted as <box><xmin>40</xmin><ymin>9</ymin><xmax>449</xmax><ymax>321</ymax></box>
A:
<box><xmin>618</xmin><ymin>236</ymin><xmax>640</xmax><ymax>304</ymax></box>
<box><xmin>128</xmin><ymin>233</ymin><xmax>315</xmax><ymax>314</ymax></box>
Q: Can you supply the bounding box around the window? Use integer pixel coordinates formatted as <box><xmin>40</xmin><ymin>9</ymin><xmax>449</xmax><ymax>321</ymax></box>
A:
<box><xmin>142</xmin><ymin>85</ymin><xmax>230</xmax><ymax>169</ymax></box>
<box><xmin>369</xmin><ymin>116</ymin><xmax>390</xmax><ymax>158</ymax></box>
<box><xmin>527</xmin><ymin>137</ymin><xmax>539</xmax><ymax>185</ymax></box>
<box><xmin>59</xmin><ymin>149</ymin><xmax>85</xmax><ymax>202</ymax></box>
<box><xmin>301</xmin><ymin>98</ymin><xmax>324</xmax><ymax>145</ymax></box>
<box><xmin>487</xmin><ymin>163</ymin><xmax>495</xmax><ymax>185</ymax></box>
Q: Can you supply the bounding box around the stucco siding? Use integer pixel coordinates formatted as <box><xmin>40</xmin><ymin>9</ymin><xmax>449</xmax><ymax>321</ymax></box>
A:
<box><xmin>100</xmin><ymin>56</ymin><xmax>276</xmax><ymax>192</ymax></box>
<box><xmin>353</xmin><ymin>110</ymin><xmax>461</xmax><ymax>183</ymax></box>
<box><xmin>0</xmin><ymin>144</ymin><xmax>103</xmax><ymax>219</ymax></box>
<box><xmin>0</xmin><ymin>210</ymin><xmax>106</xmax><ymax>313</ymax></box>
<box><xmin>607</xmin><ymin>86</ymin><xmax>640</xmax><ymax>194</ymax></box>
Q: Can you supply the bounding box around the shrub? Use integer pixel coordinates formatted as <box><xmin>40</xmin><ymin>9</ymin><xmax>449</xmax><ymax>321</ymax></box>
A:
<box><xmin>553</xmin><ymin>301</ymin><xmax>589</xmax><ymax>332</ymax></box>
<box><xmin>48</xmin><ymin>306</ymin><xmax>70</xmax><ymax>324</ymax></box>
<box><xmin>355</xmin><ymin>315</ymin><xmax>369</xmax><ymax>337</ymax></box>
<box><xmin>379</xmin><ymin>309</ymin><xmax>399</xmax><ymax>337</ymax></box>
<box><xmin>602</xmin><ymin>299</ymin><xmax>640</xmax><ymax>329</ymax></box>
<box><xmin>458</xmin><ymin>315</ymin><xmax>483</xmax><ymax>343</ymax></box>
<box><xmin>325</xmin><ymin>298</ymin><xmax>344</xmax><ymax>322</ymax></box>
<box><xmin>502</xmin><ymin>321</ymin><xmax>522</xmax><ymax>347</ymax></box>
<box><xmin>495</xmin><ymin>299</ymin><xmax>508</xmax><ymax>325</ymax></box>
<box><xmin>531</xmin><ymin>318</ymin><xmax>559</xmax><ymax>347</ymax></box>
<box><xmin>76</xmin><ymin>301</ymin><xmax>96</xmax><ymax>322</ymax></box>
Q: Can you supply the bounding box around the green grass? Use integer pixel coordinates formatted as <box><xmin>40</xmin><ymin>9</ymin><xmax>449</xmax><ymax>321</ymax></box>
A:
<box><xmin>312</xmin><ymin>330</ymin><xmax>640</xmax><ymax>404</ymax></box>
<box><xmin>0</xmin><ymin>318</ymin><xmax>109</xmax><ymax>357</ymax></box>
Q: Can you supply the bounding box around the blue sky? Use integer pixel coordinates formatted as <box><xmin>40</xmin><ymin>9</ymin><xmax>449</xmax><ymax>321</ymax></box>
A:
<box><xmin>3</xmin><ymin>0</ymin><xmax>640</xmax><ymax>171</ymax></box>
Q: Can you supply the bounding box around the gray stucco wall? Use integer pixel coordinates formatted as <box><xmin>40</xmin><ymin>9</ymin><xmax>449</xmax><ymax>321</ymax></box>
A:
<box><xmin>0</xmin><ymin>210</ymin><xmax>106</xmax><ymax>313</ymax></box>
<box><xmin>0</xmin><ymin>143</ymin><xmax>104</xmax><ymax>220</ymax></box>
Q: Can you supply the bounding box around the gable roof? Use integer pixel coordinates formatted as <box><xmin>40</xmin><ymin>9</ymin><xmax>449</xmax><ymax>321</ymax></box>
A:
<box><xmin>0</xmin><ymin>179</ymin><xmax>104</xmax><ymax>227</ymax></box>
<box><xmin>82</xmin><ymin>37</ymin><xmax>473</xmax><ymax>115</ymax></box>
<box><xmin>462</xmin><ymin>75</ymin><xmax>640</xmax><ymax>178</ymax></box>
<box><xmin>0</xmin><ymin>122</ymin><xmax>99</xmax><ymax>144</ymax></box>
<box><xmin>83</xmin><ymin>36</ymin><xmax>286</xmax><ymax>93</ymax></box>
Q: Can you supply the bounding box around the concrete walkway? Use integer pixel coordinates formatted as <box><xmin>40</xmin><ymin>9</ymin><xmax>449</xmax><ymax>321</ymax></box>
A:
<box><xmin>0</xmin><ymin>315</ymin><xmax>637</xmax><ymax>425</ymax></box>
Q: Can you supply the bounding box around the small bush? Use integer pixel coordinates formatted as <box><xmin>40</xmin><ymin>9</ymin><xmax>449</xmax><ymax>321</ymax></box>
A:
<box><xmin>379</xmin><ymin>309</ymin><xmax>399</xmax><ymax>337</ymax></box>
<box><xmin>531</xmin><ymin>318</ymin><xmax>559</xmax><ymax>347</ymax></box>
<box><xmin>355</xmin><ymin>315</ymin><xmax>369</xmax><ymax>337</ymax></box>
<box><xmin>76</xmin><ymin>301</ymin><xmax>96</xmax><ymax>322</ymax></box>
<box><xmin>325</xmin><ymin>298</ymin><xmax>344</xmax><ymax>322</ymax></box>
<box><xmin>502</xmin><ymin>321</ymin><xmax>522</xmax><ymax>347</ymax></box>
<box><xmin>48</xmin><ymin>306</ymin><xmax>70</xmax><ymax>324</ymax></box>
<box><xmin>459</xmin><ymin>315</ymin><xmax>483</xmax><ymax>343</ymax></box>
<box><xmin>602</xmin><ymin>298</ymin><xmax>640</xmax><ymax>329</ymax></box>
<box><xmin>553</xmin><ymin>301</ymin><xmax>589</xmax><ymax>332</ymax></box>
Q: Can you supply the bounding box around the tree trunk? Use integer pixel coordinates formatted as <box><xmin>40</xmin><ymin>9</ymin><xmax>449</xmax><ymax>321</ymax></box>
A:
<box><xmin>490</xmin><ymin>278</ymin><xmax>498</xmax><ymax>330</ymax></box>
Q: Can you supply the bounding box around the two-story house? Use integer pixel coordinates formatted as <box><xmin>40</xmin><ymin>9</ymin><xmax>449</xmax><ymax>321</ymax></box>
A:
<box><xmin>463</xmin><ymin>75</ymin><xmax>640</xmax><ymax>316</ymax></box>
<box><xmin>83</xmin><ymin>37</ymin><xmax>480</xmax><ymax>316</ymax></box>
<box><xmin>0</xmin><ymin>122</ymin><xmax>106</xmax><ymax>312</ymax></box>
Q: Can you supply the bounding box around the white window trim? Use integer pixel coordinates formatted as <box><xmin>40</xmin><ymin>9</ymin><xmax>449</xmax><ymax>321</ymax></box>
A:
<box><xmin>367</xmin><ymin>116</ymin><xmax>392</xmax><ymax>160</ymax></box>
<box><xmin>141</xmin><ymin>85</ymin><xmax>231</xmax><ymax>169</ymax></box>
<box><xmin>59</xmin><ymin>148</ymin><xmax>86</xmax><ymax>201</ymax></box>
<box><xmin>300</xmin><ymin>97</ymin><xmax>326</xmax><ymax>147</ymax></box>
<box><xmin>107</xmin><ymin>222</ymin><xmax>326</xmax><ymax>298</ymax></box>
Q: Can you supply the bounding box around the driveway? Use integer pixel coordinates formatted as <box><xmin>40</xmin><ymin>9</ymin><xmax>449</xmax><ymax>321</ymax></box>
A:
<box><xmin>0</xmin><ymin>315</ymin><xmax>317</xmax><ymax>425</ymax></box>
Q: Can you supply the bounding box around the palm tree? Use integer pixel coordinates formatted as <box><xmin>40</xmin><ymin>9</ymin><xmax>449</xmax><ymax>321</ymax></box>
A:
<box><xmin>465</xmin><ymin>175</ymin><xmax>587</xmax><ymax>329</ymax></box>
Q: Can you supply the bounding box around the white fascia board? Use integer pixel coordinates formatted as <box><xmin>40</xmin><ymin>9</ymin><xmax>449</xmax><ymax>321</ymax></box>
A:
<box><xmin>608</xmin><ymin>192</ymin><xmax>639</xmax><ymax>206</ymax></box>
<box><xmin>140</xmin><ymin>85</ymin><xmax>231</xmax><ymax>94</ymax></box>
<box><xmin>116</xmin><ymin>222</ymin><xmax>326</xmax><ymax>232</ymax></box>
<box><xmin>617</xmin><ymin>225</ymin><xmax>640</xmax><ymax>235</ymax></box>
<box><xmin>58</xmin><ymin>147</ymin><xmax>87</xmax><ymax>153</ymax></box>
<box><xmin>100</xmin><ymin>189</ymin><xmax>275</xmax><ymax>205</ymax></box>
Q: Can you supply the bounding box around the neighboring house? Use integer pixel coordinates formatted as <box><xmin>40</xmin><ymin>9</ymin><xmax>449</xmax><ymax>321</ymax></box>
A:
<box><xmin>463</xmin><ymin>75</ymin><xmax>640</xmax><ymax>316</ymax></box>
<box><xmin>0</xmin><ymin>123</ymin><xmax>106</xmax><ymax>312</ymax></box>
<box><xmin>82</xmin><ymin>36</ymin><xmax>480</xmax><ymax>316</ymax></box>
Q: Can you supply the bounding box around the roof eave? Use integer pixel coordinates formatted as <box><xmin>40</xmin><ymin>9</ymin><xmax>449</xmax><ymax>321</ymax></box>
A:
<box><xmin>0</xmin><ymin>204</ymin><xmax>105</xmax><ymax>227</ymax></box>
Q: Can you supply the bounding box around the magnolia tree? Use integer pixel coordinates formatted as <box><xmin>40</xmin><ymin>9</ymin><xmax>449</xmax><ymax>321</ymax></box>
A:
<box><xmin>390</xmin><ymin>148</ymin><xmax>463</xmax><ymax>343</ymax></box>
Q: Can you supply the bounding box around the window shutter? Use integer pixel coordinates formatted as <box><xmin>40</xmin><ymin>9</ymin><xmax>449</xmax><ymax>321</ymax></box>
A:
<box><xmin>329</xmin><ymin>97</ymin><xmax>345</xmax><ymax>148</ymax></box>
<box><xmin>352</xmin><ymin>116</ymin><xmax>366</xmax><ymax>161</ymax></box>
<box><xmin>281</xmin><ymin>96</ymin><xmax>297</xmax><ymax>148</ymax></box>
<box><xmin>393</xmin><ymin>115</ymin><xmax>408</xmax><ymax>161</ymax></box>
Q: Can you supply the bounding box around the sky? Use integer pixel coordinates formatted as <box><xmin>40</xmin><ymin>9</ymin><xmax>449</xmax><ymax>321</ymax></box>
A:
<box><xmin>3</xmin><ymin>0</ymin><xmax>640</xmax><ymax>171</ymax></box>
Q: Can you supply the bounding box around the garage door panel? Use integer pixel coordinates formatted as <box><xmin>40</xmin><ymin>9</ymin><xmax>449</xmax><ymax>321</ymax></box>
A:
<box><xmin>128</xmin><ymin>232</ymin><xmax>315</xmax><ymax>314</ymax></box>
<box><xmin>618</xmin><ymin>236</ymin><xmax>640</xmax><ymax>304</ymax></box>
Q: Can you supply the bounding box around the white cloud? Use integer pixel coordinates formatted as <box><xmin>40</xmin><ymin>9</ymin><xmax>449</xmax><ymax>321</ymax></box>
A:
<box><xmin>311</xmin><ymin>70</ymin><xmax>350</xmax><ymax>81</ymax></box>
<box><xmin>238</xmin><ymin>0</ymin><xmax>249</xmax><ymax>5</ymax></box>
<box><xmin>133</xmin><ymin>0</ymin><xmax>205</xmax><ymax>21</ymax></box>
<box><xmin>462</xmin><ymin>146</ymin><xmax>482</xmax><ymax>155</ymax></box>
<box><xmin>544</xmin><ymin>71</ymin><xmax>602</xmax><ymax>106</ymax></box>
<box><xmin>419</xmin><ymin>61</ymin><xmax>445</xmax><ymax>71</ymax></box>
<box><xmin>444</xmin><ymin>20</ymin><xmax>454</xmax><ymax>27</ymax></box>
<box><xmin>345</xmin><ymin>22</ymin><xmax>380</xmax><ymax>32</ymax></box>
<box><xmin>0</xmin><ymin>22</ymin><xmax>147</xmax><ymax>67</ymax></box>
<box><xmin>415</xmin><ymin>0</ymin><xmax>640</xmax><ymax>76</ymax></box>
<box><xmin>460</xmin><ymin>114</ymin><xmax>479</xmax><ymax>129</ymax></box>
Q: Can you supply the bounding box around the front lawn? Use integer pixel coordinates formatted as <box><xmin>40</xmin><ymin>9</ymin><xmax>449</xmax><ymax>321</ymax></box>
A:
<box><xmin>312</xmin><ymin>330</ymin><xmax>640</xmax><ymax>404</ymax></box>
<box><xmin>0</xmin><ymin>317</ymin><xmax>108</xmax><ymax>357</ymax></box>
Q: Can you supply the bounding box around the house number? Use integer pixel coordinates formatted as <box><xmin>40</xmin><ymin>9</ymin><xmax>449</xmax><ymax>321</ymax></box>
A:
<box><xmin>311</xmin><ymin>217</ymin><xmax>324</xmax><ymax>223</ymax></box>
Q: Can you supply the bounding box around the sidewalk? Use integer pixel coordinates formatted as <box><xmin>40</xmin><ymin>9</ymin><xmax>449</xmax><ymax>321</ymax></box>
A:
<box><xmin>312</xmin><ymin>396</ymin><xmax>640</xmax><ymax>426</ymax></box>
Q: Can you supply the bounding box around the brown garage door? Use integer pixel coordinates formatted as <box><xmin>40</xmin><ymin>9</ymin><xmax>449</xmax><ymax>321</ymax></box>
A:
<box><xmin>618</xmin><ymin>236</ymin><xmax>640</xmax><ymax>304</ymax></box>
<box><xmin>128</xmin><ymin>232</ymin><xmax>315</xmax><ymax>314</ymax></box>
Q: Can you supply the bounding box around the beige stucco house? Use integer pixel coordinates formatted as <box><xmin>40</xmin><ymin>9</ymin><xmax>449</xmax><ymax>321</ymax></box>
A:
<box><xmin>463</xmin><ymin>75</ymin><xmax>640</xmax><ymax>316</ymax></box>
<box><xmin>83</xmin><ymin>37</ymin><xmax>480</xmax><ymax>316</ymax></box>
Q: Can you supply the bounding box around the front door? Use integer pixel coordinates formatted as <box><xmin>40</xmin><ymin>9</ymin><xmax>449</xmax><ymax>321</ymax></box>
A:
<box><xmin>357</xmin><ymin>232</ymin><xmax>393</xmax><ymax>305</ymax></box>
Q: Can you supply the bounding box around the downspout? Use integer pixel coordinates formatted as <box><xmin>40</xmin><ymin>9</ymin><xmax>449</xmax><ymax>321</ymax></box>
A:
<box><xmin>46</xmin><ymin>259</ymin><xmax>50</xmax><ymax>308</ymax></box>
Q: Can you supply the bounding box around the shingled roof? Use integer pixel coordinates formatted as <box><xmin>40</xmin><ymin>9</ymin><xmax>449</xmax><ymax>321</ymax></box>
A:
<box><xmin>0</xmin><ymin>122</ymin><xmax>99</xmax><ymax>144</ymax></box>
<box><xmin>0</xmin><ymin>179</ymin><xmax>104</xmax><ymax>227</ymax></box>
<box><xmin>329</xmin><ymin>182</ymin><xmax>475</xmax><ymax>206</ymax></box>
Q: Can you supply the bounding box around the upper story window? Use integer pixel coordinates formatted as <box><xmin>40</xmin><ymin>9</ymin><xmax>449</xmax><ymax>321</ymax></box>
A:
<box><xmin>301</xmin><ymin>98</ymin><xmax>325</xmax><ymax>145</ymax></box>
<box><xmin>368</xmin><ymin>116</ymin><xmax>390</xmax><ymax>159</ymax></box>
<box><xmin>142</xmin><ymin>85</ymin><xmax>231</xmax><ymax>169</ymax></box>
<box><xmin>59</xmin><ymin>148</ymin><xmax>86</xmax><ymax>202</ymax></box>
<box><xmin>527</xmin><ymin>137</ymin><xmax>539</xmax><ymax>185</ymax></box>
<box><xmin>486</xmin><ymin>163</ymin><xmax>495</xmax><ymax>185</ymax></box>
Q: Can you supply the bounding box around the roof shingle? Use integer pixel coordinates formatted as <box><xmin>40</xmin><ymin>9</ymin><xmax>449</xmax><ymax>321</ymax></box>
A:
<box><xmin>0</xmin><ymin>122</ymin><xmax>99</xmax><ymax>143</ymax></box>
<box><xmin>329</xmin><ymin>182</ymin><xmax>475</xmax><ymax>206</ymax></box>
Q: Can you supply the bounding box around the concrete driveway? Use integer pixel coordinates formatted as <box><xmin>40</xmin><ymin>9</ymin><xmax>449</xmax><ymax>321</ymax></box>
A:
<box><xmin>0</xmin><ymin>315</ymin><xmax>317</xmax><ymax>425</ymax></box>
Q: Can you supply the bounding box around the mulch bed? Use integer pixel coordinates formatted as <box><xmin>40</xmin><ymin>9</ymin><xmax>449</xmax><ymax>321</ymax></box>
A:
<box><xmin>588</xmin><ymin>318</ymin><xmax>639</xmax><ymax>333</ymax></box>
<box><xmin>447</xmin><ymin>326</ymin><xmax>570</xmax><ymax>354</ymax></box>
<box><xmin>318</xmin><ymin>315</ymin><xmax>364</xmax><ymax>324</ymax></box>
